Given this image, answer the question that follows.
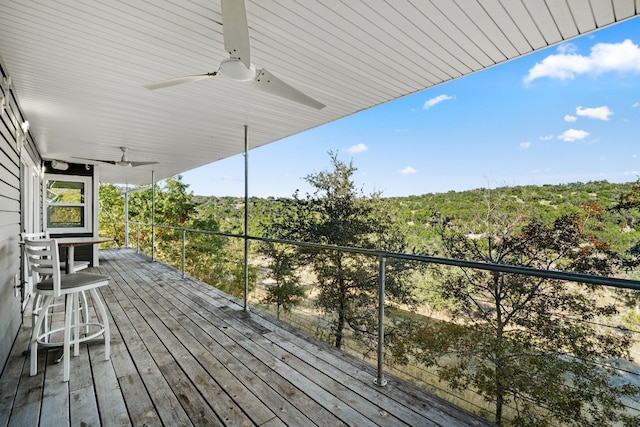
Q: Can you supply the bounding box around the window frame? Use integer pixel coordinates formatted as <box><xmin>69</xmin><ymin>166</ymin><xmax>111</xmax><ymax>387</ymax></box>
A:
<box><xmin>44</xmin><ymin>174</ymin><xmax>92</xmax><ymax>234</ymax></box>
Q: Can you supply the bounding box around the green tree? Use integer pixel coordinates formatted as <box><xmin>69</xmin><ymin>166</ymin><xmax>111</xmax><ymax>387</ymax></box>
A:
<box><xmin>260</xmin><ymin>242</ymin><xmax>305</xmax><ymax>319</ymax></box>
<box><xmin>123</xmin><ymin>176</ymin><xmax>197</xmax><ymax>263</ymax></box>
<box><xmin>99</xmin><ymin>176</ymin><xmax>227</xmax><ymax>282</ymax></box>
<box><xmin>267</xmin><ymin>152</ymin><xmax>414</xmax><ymax>349</ymax></box>
<box><xmin>154</xmin><ymin>176</ymin><xmax>196</xmax><ymax>267</ymax></box>
<box><xmin>184</xmin><ymin>213</ymin><xmax>225</xmax><ymax>281</ymax></box>
<box><xmin>208</xmin><ymin>238</ymin><xmax>257</xmax><ymax>298</ymax></box>
<box><xmin>609</xmin><ymin>179</ymin><xmax>640</xmax><ymax>327</ymax></box>
<box><xmin>392</xmin><ymin>199</ymin><xmax>639</xmax><ymax>426</ymax></box>
<box><xmin>155</xmin><ymin>176</ymin><xmax>195</xmax><ymax>225</ymax></box>
<box><xmin>98</xmin><ymin>184</ymin><xmax>125</xmax><ymax>246</ymax></box>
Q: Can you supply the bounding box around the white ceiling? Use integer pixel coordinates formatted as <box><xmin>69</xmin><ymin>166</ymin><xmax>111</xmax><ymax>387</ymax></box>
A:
<box><xmin>0</xmin><ymin>0</ymin><xmax>638</xmax><ymax>185</ymax></box>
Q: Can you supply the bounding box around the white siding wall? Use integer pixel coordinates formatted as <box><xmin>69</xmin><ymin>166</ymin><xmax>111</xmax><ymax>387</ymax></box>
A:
<box><xmin>0</xmin><ymin>58</ymin><xmax>40</xmax><ymax>372</ymax></box>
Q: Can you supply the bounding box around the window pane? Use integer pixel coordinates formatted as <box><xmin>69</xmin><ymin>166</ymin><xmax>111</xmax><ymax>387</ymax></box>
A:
<box><xmin>47</xmin><ymin>206</ymin><xmax>84</xmax><ymax>228</ymax></box>
<box><xmin>47</xmin><ymin>180</ymin><xmax>85</xmax><ymax>204</ymax></box>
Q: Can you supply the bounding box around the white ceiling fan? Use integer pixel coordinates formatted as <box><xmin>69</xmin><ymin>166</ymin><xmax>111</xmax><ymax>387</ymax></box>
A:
<box><xmin>74</xmin><ymin>147</ymin><xmax>159</xmax><ymax>168</ymax></box>
<box><xmin>144</xmin><ymin>0</ymin><xmax>325</xmax><ymax>110</ymax></box>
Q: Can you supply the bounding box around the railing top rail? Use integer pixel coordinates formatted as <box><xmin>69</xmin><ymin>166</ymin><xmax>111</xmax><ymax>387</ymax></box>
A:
<box><xmin>124</xmin><ymin>221</ymin><xmax>640</xmax><ymax>291</ymax></box>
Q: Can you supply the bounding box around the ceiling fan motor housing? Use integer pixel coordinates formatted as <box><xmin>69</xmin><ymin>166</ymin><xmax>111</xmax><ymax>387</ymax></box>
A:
<box><xmin>219</xmin><ymin>58</ymin><xmax>256</xmax><ymax>82</ymax></box>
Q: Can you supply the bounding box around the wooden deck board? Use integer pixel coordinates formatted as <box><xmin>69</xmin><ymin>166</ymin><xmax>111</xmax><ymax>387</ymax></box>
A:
<box><xmin>41</xmin><ymin>351</ymin><xmax>70</xmax><ymax>426</ymax></box>
<box><xmin>99</xmin><ymin>277</ymin><xmax>195</xmax><ymax>427</ymax></box>
<box><xmin>107</xmin><ymin>255</ymin><xmax>344</xmax><ymax>427</ymax></box>
<box><xmin>69</xmin><ymin>385</ymin><xmax>100</xmax><ymax>427</ymax></box>
<box><xmin>0</xmin><ymin>249</ymin><xmax>495</xmax><ymax>427</ymax></box>
<box><xmin>104</xmin><ymin>259</ymin><xmax>269</xmax><ymax>426</ymax></box>
<box><xmin>162</xmin><ymin>291</ymin><xmax>342</xmax><ymax>427</ymax></box>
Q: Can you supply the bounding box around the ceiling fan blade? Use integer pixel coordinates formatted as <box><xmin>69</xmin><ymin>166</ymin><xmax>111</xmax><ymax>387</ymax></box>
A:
<box><xmin>129</xmin><ymin>161</ymin><xmax>159</xmax><ymax>167</ymax></box>
<box><xmin>221</xmin><ymin>0</ymin><xmax>251</xmax><ymax>68</ymax></box>
<box><xmin>252</xmin><ymin>68</ymin><xmax>325</xmax><ymax>110</ymax></box>
<box><xmin>144</xmin><ymin>73</ymin><xmax>217</xmax><ymax>90</ymax></box>
<box><xmin>72</xmin><ymin>157</ymin><xmax>117</xmax><ymax>165</ymax></box>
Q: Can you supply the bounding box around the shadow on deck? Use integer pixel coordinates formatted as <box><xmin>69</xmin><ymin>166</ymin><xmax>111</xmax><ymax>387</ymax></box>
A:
<box><xmin>0</xmin><ymin>249</ymin><xmax>494</xmax><ymax>426</ymax></box>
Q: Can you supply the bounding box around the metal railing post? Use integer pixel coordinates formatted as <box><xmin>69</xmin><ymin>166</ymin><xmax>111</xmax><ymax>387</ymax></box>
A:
<box><xmin>124</xmin><ymin>219</ymin><xmax>129</xmax><ymax>249</ymax></box>
<box><xmin>181</xmin><ymin>229</ymin><xmax>186</xmax><ymax>278</ymax></box>
<box><xmin>374</xmin><ymin>254</ymin><xmax>387</xmax><ymax>387</ymax></box>
<box><xmin>151</xmin><ymin>174</ymin><xmax>155</xmax><ymax>262</ymax></box>
<box><xmin>136</xmin><ymin>223</ymin><xmax>140</xmax><ymax>254</ymax></box>
<box><xmin>124</xmin><ymin>187</ymin><xmax>129</xmax><ymax>249</ymax></box>
<box><xmin>243</xmin><ymin>125</ymin><xmax>250</xmax><ymax>313</ymax></box>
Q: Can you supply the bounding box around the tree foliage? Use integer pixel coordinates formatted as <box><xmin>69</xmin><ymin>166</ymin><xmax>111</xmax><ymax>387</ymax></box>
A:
<box><xmin>608</xmin><ymin>178</ymin><xmax>640</xmax><ymax>328</ymax></box>
<box><xmin>263</xmin><ymin>152</ymin><xmax>415</xmax><ymax>349</ymax></box>
<box><xmin>99</xmin><ymin>176</ymin><xmax>640</xmax><ymax>425</ymax></box>
<box><xmin>98</xmin><ymin>184</ymin><xmax>125</xmax><ymax>247</ymax></box>
<box><xmin>98</xmin><ymin>176</ymin><xmax>253</xmax><ymax>295</ymax></box>
<box><xmin>260</xmin><ymin>242</ymin><xmax>305</xmax><ymax>319</ymax></box>
<box><xmin>389</xmin><ymin>195</ymin><xmax>639</xmax><ymax>426</ymax></box>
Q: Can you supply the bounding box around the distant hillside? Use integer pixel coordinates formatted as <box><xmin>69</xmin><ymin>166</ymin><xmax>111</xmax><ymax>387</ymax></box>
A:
<box><xmin>381</xmin><ymin>181</ymin><xmax>640</xmax><ymax>251</ymax></box>
<box><xmin>193</xmin><ymin>180</ymin><xmax>640</xmax><ymax>255</ymax></box>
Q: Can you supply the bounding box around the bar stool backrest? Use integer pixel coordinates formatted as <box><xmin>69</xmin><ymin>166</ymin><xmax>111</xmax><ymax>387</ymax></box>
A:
<box><xmin>22</xmin><ymin>231</ymin><xmax>53</xmax><ymax>287</ymax></box>
<box><xmin>24</xmin><ymin>239</ymin><xmax>62</xmax><ymax>298</ymax></box>
<box><xmin>21</xmin><ymin>231</ymin><xmax>50</xmax><ymax>240</ymax></box>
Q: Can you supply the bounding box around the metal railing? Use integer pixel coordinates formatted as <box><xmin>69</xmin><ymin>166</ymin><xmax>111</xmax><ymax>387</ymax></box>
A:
<box><xmin>102</xmin><ymin>220</ymin><xmax>640</xmax><ymax>425</ymax></box>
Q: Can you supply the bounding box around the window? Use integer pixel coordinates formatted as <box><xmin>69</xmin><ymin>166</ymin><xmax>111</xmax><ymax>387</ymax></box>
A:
<box><xmin>45</xmin><ymin>174</ymin><xmax>92</xmax><ymax>233</ymax></box>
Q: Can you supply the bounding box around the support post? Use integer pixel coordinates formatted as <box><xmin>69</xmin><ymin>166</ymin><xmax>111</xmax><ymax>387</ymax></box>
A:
<box><xmin>136</xmin><ymin>223</ymin><xmax>140</xmax><ymax>254</ymax></box>
<box><xmin>243</xmin><ymin>125</ymin><xmax>250</xmax><ymax>313</ymax></box>
<box><xmin>151</xmin><ymin>170</ymin><xmax>155</xmax><ymax>262</ymax></box>
<box><xmin>374</xmin><ymin>254</ymin><xmax>387</xmax><ymax>387</ymax></box>
<box><xmin>181</xmin><ymin>228</ymin><xmax>186</xmax><ymax>278</ymax></box>
<box><xmin>124</xmin><ymin>185</ymin><xmax>129</xmax><ymax>248</ymax></box>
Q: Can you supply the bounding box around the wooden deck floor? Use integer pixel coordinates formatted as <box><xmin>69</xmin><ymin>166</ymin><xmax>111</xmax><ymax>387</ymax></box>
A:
<box><xmin>0</xmin><ymin>249</ymin><xmax>494</xmax><ymax>427</ymax></box>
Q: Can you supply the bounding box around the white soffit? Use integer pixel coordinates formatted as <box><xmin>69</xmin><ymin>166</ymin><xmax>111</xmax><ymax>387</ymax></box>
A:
<box><xmin>0</xmin><ymin>0</ymin><xmax>637</xmax><ymax>185</ymax></box>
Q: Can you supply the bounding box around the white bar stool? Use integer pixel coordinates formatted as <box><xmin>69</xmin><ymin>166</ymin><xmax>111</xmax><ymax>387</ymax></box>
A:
<box><xmin>24</xmin><ymin>239</ymin><xmax>111</xmax><ymax>382</ymax></box>
<box><xmin>21</xmin><ymin>232</ymin><xmax>90</xmax><ymax>340</ymax></box>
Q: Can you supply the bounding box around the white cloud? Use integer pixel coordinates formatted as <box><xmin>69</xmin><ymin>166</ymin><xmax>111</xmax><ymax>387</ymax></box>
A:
<box><xmin>347</xmin><ymin>143</ymin><xmax>368</xmax><ymax>154</ymax></box>
<box><xmin>423</xmin><ymin>94</ymin><xmax>454</xmax><ymax>110</ymax></box>
<box><xmin>558</xmin><ymin>129</ymin><xmax>590</xmax><ymax>142</ymax></box>
<box><xmin>564</xmin><ymin>114</ymin><xmax>577</xmax><ymax>122</ymax></box>
<box><xmin>400</xmin><ymin>166</ymin><xmax>417</xmax><ymax>175</ymax></box>
<box><xmin>576</xmin><ymin>106</ymin><xmax>613</xmax><ymax>121</ymax></box>
<box><xmin>539</xmin><ymin>135</ymin><xmax>554</xmax><ymax>141</ymax></box>
<box><xmin>524</xmin><ymin>39</ymin><xmax>640</xmax><ymax>83</ymax></box>
<box><xmin>633</xmin><ymin>102</ymin><xmax>640</xmax><ymax>108</ymax></box>
<box><xmin>557</xmin><ymin>43</ymin><xmax>578</xmax><ymax>55</ymax></box>
<box><xmin>520</xmin><ymin>142</ymin><xmax>531</xmax><ymax>149</ymax></box>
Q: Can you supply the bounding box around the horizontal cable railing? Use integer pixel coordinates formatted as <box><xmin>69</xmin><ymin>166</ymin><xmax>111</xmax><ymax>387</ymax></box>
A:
<box><xmin>102</xmin><ymin>221</ymin><xmax>640</xmax><ymax>425</ymax></box>
<box><xmin>111</xmin><ymin>221</ymin><xmax>640</xmax><ymax>289</ymax></box>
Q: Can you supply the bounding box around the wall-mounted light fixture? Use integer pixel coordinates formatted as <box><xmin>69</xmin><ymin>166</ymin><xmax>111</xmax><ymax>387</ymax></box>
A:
<box><xmin>16</xmin><ymin>129</ymin><xmax>24</xmax><ymax>149</ymax></box>
<box><xmin>2</xmin><ymin>75</ymin><xmax>11</xmax><ymax>90</ymax></box>
<box><xmin>51</xmin><ymin>160</ymin><xmax>69</xmax><ymax>171</ymax></box>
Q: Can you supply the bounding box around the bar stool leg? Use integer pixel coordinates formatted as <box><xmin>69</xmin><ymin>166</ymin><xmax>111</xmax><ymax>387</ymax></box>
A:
<box><xmin>31</xmin><ymin>294</ymin><xmax>41</xmax><ymax>339</ymax></box>
<box><xmin>81</xmin><ymin>291</ymin><xmax>89</xmax><ymax>334</ymax></box>
<box><xmin>73</xmin><ymin>292</ymin><xmax>80</xmax><ymax>357</ymax></box>
<box><xmin>90</xmin><ymin>288</ymin><xmax>110</xmax><ymax>360</ymax></box>
<box><xmin>63</xmin><ymin>293</ymin><xmax>73</xmax><ymax>382</ymax></box>
<box><xmin>30</xmin><ymin>295</ymin><xmax>53</xmax><ymax>376</ymax></box>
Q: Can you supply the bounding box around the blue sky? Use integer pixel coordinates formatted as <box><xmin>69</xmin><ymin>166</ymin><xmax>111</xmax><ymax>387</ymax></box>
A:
<box><xmin>182</xmin><ymin>17</ymin><xmax>640</xmax><ymax>198</ymax></box>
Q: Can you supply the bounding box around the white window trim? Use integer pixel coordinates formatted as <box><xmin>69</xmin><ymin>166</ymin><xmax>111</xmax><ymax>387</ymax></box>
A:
<box><xmin>21</xmin><ymin>152</ymin><xmax>41</xmax><ymax>309</ymax></box>
<box><xmin>44</xmin><ymin>173</ymin><xmax>92</xmax><ymax>234</ymax></box>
